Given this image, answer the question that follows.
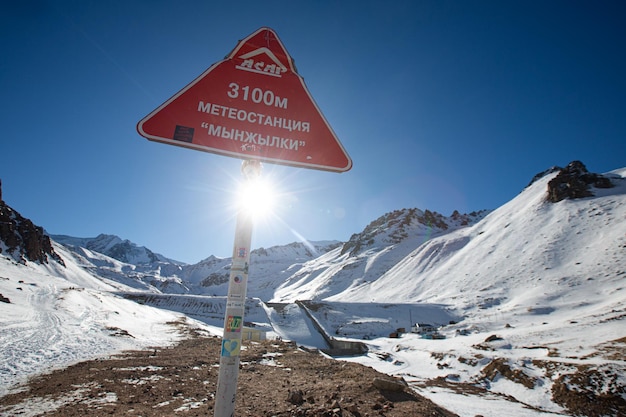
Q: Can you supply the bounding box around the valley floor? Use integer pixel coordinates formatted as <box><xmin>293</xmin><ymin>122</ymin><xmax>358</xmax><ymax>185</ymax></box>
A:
<box><xmin>0</xmin><ymin>332</ymin><xmax>457</xmax><ymax>417</ymax></box>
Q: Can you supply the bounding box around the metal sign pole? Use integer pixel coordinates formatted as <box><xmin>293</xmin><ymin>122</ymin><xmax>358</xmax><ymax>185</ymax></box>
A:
<box><xmin>214</xmin><ymin>160</ymin><xmax>261</xmax><ymax>417</ymax></box>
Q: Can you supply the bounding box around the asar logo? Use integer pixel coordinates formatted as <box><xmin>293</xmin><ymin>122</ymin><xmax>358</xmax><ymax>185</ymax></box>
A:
<box><xmin>236</xmin><ymin>47</ymin><xmax>287</xmax><ymax>77</ymax></box>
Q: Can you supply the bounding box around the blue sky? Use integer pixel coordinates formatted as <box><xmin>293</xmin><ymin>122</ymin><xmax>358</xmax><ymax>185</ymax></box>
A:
<box><xmin>1</xmin><ymin>1</ymin><xmax>625</xmax><ymax>264</ymax></box>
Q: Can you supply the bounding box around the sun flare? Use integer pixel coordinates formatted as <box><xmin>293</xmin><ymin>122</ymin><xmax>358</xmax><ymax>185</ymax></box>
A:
<box><xmin>236</xmin><ymin>176</ymin><xmax>277</xmax><ymax>219</ymax></box>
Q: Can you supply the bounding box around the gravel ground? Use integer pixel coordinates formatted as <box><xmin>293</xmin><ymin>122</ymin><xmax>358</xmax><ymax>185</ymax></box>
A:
<box><xmin>0</xmin><ymin>331</ymin><xmax>458</xmax><ymax>417</ymax></box>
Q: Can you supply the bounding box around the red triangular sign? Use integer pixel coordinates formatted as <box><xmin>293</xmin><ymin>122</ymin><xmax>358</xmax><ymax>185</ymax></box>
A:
<box><xmin>137</xmin><ymin>27</ymin><xmax>352</xmax><ymax>172</ymax></box>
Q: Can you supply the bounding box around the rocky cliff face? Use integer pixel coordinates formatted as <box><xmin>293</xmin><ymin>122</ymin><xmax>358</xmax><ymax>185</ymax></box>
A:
<box><xmin>0</xmin><ymin>181</ymin><xmax>64</xmax><ymax>265</ymax></box>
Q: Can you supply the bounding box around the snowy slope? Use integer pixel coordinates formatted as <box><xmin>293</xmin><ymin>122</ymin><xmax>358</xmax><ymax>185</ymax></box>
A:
<box><xmin>322</xmin><ymin>168</ymin><xmax>625</xmax><ymax>317</ymax></box>
<box><xmin>0</xmin><ymin>250</ymin><xmax>211</xmax><ymax>399</ymax></box>
<box><xmin>271</xmin><ymin>209</ymin><xmax>488</xmax><ymax>302</ymax></box>
<box><xmin>267</xmin><ymin>168</ymin><xmax>625</xmax><ymax>319</ymax></box>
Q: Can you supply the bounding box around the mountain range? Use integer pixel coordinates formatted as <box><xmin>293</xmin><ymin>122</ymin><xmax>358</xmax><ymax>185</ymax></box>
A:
<box><xmin>1</xmin><ymin>160</ymin><xmax>625</xmax><ymax>417</ymax></box>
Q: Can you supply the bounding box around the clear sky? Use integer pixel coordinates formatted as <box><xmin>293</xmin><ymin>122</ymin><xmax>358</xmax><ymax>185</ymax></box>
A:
<box><xmin>1</xmin><ymin>1</ymin><xmax>625</xmax><ymax>264</ymax></box>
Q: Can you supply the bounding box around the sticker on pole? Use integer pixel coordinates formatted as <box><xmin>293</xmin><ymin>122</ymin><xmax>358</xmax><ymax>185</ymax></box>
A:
<box><xmin>137</xmin><ymin>27</ymin><xmax>352</xmax><ymax>172</ymax></box>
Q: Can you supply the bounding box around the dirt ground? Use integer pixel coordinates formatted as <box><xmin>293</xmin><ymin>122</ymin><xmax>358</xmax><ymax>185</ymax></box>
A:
<box><xmin>0</xmin><ymin>329</ymin><xmax>458</xmax><ymax>417</ymax></box>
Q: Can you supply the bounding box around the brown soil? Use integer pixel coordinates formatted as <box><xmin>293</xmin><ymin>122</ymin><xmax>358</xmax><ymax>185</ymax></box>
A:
<box><xmin>550</xmin><ymin>365</ymin><xmax>626</xmax><ymax>417</ymax></box>
<box><xmin>0</xmin><ymin>330</ymin><xmax>458</xmax><ymax>417</ymax></box>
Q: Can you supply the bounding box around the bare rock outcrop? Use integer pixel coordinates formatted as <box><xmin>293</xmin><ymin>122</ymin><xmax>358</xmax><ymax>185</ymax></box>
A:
<box><xmin>0</xmin><ymin>180</ymin><xmax>64</xmax><ymax>265</ymax></box>
<box><xmin>546</xmin><ymin>161</ymin><xmax>613</xmax><ymax>203</ymax></box>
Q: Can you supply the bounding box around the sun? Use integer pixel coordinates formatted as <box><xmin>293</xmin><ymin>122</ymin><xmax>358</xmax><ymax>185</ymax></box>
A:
<box><xmin>235</xmin><ymin>176</ymin><xmax>277</xmax><ymax>220</ymax></box>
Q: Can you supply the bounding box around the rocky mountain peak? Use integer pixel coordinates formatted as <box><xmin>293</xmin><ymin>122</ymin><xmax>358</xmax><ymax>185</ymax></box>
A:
<box><xmin>51</xmin><ymin>233</ymin><xmax>165</xmax><ymax>266</ymax></box>
<box><xmin>340</xmin><ymin>208</ymin><xmax>488</xmax><ymax>256</ymax></box>
<box><xmin>546</xmin><ymin>160</ymin><xmax>614</xmax><ymax>202</ymax></box>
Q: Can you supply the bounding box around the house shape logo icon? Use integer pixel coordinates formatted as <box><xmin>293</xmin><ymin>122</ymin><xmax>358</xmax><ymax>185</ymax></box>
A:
<box><xmin>235</xmin><ymin>47</ymin><xmax>287</xmax><ymax>77</ymax></box>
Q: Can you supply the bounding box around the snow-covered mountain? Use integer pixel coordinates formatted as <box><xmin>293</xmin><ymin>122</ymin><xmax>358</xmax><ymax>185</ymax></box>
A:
<box><xmin>180</xmin><ymin>240</ymin><xmax>341</xmax><ymax>299</ymax></box>
<box><xmin>45</xmin><ymin>208</ymin><xmax>489</xmax><ymax>302</ymax></box>
<box><xmin>277</xmin><ymin>162</ymin><xmax>625</xmax><ymax>312</ymax></box>
<box><xmin>1</xmin><ymin>160</ymin><xmax>625</xmax><ymax>416</ymax></box>
<box><xmin>51</xmin><ymin>233</ymin><xmax>181</xmax><ymax>265</ymax></box>
<box><xmin>51</xmin><ymin>233</ymin><xmax>341</xmax><ymax>297</ymax></box>
<box><xmin>271</xmin><ymin>208</ymin><xmax>489</xmax><ymax>302</ymax></box>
